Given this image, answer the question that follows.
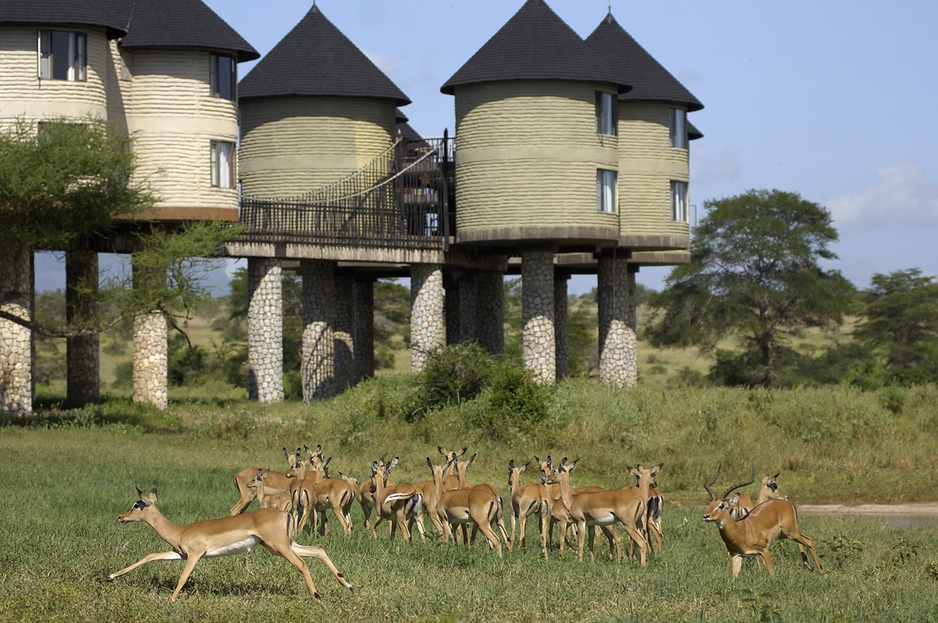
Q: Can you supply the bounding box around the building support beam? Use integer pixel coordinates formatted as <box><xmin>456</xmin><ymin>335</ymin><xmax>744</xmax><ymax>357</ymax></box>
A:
<box><xmin>299</xmin><ymin>259</ymin><xmax>335</xmax><ymax>402</ymax></box>
<box><xmin>410</xmin><ymin>263</ymin><xmax>445</xmax><ymax>371</ymax></box>
<box><xmin>248</xmin><ymin>257</ymin><xmax>283</xmax><ymax>403</ymax></box>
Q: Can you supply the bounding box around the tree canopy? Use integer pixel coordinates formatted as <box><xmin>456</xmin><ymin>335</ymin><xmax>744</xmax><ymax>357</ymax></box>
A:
<box><xmin>645</xmin><ymin>189</ymin><xmax>855</xmax><ymax>387</ymax></box>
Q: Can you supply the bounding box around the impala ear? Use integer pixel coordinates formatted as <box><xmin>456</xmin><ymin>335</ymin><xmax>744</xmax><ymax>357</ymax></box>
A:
<box><xmin>727</xmin><ymin>493</ymin><xmax>740</xmax><ymax>506</ymax></box>
<box><xmin>147</xmin><ymin>488</ymin><xmax>158</xmax><ymax>503</ymax></box>
<box><xmin>389</xmin><ymin>457</ymin><xmax>399</xmax><ymax>469</ymax></box>
<box><xmin>508</xmin><ymin>459</ymin><xmax>515</xmax><ymax>470</ymax></box>
<box><xmin>427</xmin><ymin>457</ymin><xmax>433</xmax><ymax>468</ymax></box>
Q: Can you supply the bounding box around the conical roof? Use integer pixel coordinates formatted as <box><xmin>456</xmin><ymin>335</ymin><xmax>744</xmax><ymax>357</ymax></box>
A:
<box><xmin>239</xmin><ymin>4</ymin><xmax>410</xmax><ymax>105</ymax></box>
<box><xmin>688</xmin><ymin>121</ymin><xmax>704</xmax><ymax>140</ymax></box>
<box><xmin>586</xmin><ymin>12</ymin><xmax>702</xmax><ymax>111</ymax></box>
<box><xmin>441</xmin><ymin>0</ymin><xmax>631</xmax><ymax>95</ymax></box>
<box><xmin>107</xmin><ymin>0</ymin><xmax>258</xmax><ymax>62</ymax></box>
<box><xmin>0</xmin><ymin>0</ymin><xmax>126</xmax><ymax>38</ymax></box>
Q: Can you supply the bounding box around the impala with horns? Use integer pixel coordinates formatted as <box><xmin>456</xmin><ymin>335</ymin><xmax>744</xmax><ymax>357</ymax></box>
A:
<box><xmin>107</xmin><ymin>487</ymin><xmax>353</xmax><ymax>602</ymax></box>
<box><xmin>703</xmin><ymin>466</ymin><xmax>824</xmax><ymax>579</ymax></box>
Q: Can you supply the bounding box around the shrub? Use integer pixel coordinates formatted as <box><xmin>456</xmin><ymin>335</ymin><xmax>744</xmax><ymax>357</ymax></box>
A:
<box><xmin>403</xmin><ymin>343</ymin><xmax>494</xmax><ymax>421</ymax></box>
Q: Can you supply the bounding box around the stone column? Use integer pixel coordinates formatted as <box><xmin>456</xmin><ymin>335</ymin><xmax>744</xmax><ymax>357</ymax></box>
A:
<box><xmin>66</xmin><ymin>249</ymin><xmax>99</xmax><ymax>406</ymax></box>
<box><xmin>598</xmin><ymin>253</ymin><xmax>637</xmax><ymax>388</ymax></box>
<box><xmin>410</xmin><ymin>264</ymin><xmax>445</xmax><ymax>371</ymax></box>
<box><xmin>0</xmin><ymin>245</ymin><xmax>33</xmax><ymax>416</ymax></box>
<box><xmin>353</xmin><ymin>280</ymin><xmax>375</xmax><ymax>382</ymax></box>
<box><xmin>521</xmin><ymin>250</ymin><xmax>555</xmax><ymax>384</ymax></box>
<box><xmin>299</xmin><ymin>260</ymin><xmax>334</xmax><ymax>402</ymax></box>
<box><xmin>334</xmin><ymin>271</ymin><xmax>355</xmax><ymax>392</ymax></box>
<box><xmin>476</xmin><ymin>270</ymin><xmax>505</xmax><ymax>355</ymax></box>
<box><xmin>247</xmin><ymin>257</ymin><xmax>283</xmax><ymax>403</ymax></box>
<box><xmin>554</xmin><ymin>273</ymin><xmax>569</xmax><ymax>380</ymax></box>
<box><xmin>132</xmin><ymin>256</ymin><xmax>167</xmax><ymax>409</ymax></box>
<box><xmin>458</xmin><ymin>272</ymin><xmax>481</xmax><ymax>344</ymax></box>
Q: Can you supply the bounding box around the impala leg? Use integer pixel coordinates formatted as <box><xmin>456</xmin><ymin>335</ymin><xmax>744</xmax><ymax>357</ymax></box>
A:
<box><xmin>170</xmin><ymin>553</ymin><xmax>204</xmax><ymax>602</ymax></box>
<box><xmin>576</xmin><ymin>520</ymin><xmax>587</xmax><ymax>561</ymax></box>
<box><xmin>792</xmin><ymin>533</ymin><xmax>823</xmax><ymax>573</ymax></box>
<box><xmin>539</xmin><ymin>505</ymin><xmax>550</xmax><ymax>560</ymax></box>
<box><xmin>291</xmin><ymin>543</ymin><xmax>355</xmax><ymax>593</ymax></box>
<box><xmin>620</xmin><ymin>523</ymin><xmax>647</xmax><ymax>567</ymax></box>
<box><xmin>107</xmin><ymin>550</ymin><xmax>183</xmax><ymax>581</ymax></box>
<box><xmin>761</xmin><ymin>549</ymin><xmax>775</xmax><ymax>576</ymax></box>
<box><xmin>730</xmin><ymin>554</ymin><xmax>744</xmax><ymax>579</ymax></box>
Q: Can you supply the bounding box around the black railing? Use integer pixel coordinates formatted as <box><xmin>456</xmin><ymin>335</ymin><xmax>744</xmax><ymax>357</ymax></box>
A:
<box><xmin>238</xmin><ymin>134</ymin><xmax>455</xmax><ymax>251</ymax></box>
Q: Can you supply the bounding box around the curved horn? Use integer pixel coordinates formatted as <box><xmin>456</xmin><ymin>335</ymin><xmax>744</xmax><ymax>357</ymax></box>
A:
<box><xmin>704</xmin><ymin>463</ymin><xmax>722</xmax><ymax>500</ymax></box>
<box><xmin>721</xmin><ymin>462</ymin><xmax>755</xmax><ymax>501</ymax></box>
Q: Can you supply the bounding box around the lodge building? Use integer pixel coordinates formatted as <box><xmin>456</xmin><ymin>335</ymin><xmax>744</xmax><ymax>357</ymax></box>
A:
<box><xmin>0</xmin><ymin>0</ymin><xmax>702</xmax><ymax>416</ymax></box>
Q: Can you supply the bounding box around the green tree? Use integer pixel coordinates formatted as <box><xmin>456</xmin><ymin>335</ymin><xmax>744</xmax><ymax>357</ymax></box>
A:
<box><xmin>0</xmin><ymin>118</ymin><xmax>238</xmax><ymax>338</ymax></box>
<box><xmin>645</xmin><ymin>189</ymin><xmax>855</xmax><ymax>387</ymax></box>
<box><xmin>854</xmin><ymin>268</ymin><xmax>938</xmax><ymax>384</ymax></box>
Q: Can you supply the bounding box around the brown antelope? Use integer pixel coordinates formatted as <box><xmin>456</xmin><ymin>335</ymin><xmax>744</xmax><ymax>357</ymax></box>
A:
<box><xmin>507</xmin><ymin>460</ymin><xmax>552</xmax><ymax>559</ymax></box>
<box><xmin>411</xmin><ymin>447</ymin><xmax>467</xmax><ymax>539</ymax></box>
<box><xmin>289</xmin><ymin>448</ymin><xmax>355</xmax><ymax>537</ymax></box>
<box><xmin>247</xmin><ymin>468</ymin><xmax>293</xmax><ymax>512</ymax></box>
<box><xmin>539</xmin><ymin>455</ymin><xmax>608</xmax><ymax>555</ymax></box>
<box><xmin>429</xmin><ymin>457</ymin><xmax>510</xmax><ymax>557</ymax></box>
<box><xmin>703</xmin><ymin>466</ymin><xmax>824</xmax><ymax>579</ymax></box>
<box><xmin>630</xmin><ymin>464</ymin><xmax>664</xmax><ymax>556</ymax></box>
<box><xmin>551</xmin><ymin>458</ymin><xmax>649</xmax><ymax>566</ymax></box>
<box><xmin>370</xmin><ymin>457</ymin><xmax>427</xmax><ymax>543</ymax></box>
<box><xmin>107</xmin><ymin>487</ymin><xmax>354</xmax><ymax>602</ymax></box>
<box><xmin>229</xmin><ymin>447</ymin><xmax>300</xmax><ymax>515</ymax></box>
<box><xmin>355</xmin><ymin>457</ymin><xmax>394</xmax><ymax>532</ymax></box>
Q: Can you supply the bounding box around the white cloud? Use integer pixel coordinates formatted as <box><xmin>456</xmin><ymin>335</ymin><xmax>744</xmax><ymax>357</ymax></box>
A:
<box><xmin>824</xmin><ymin>160</ymin><xmax>938</xmax><ymax>229</ymax></box>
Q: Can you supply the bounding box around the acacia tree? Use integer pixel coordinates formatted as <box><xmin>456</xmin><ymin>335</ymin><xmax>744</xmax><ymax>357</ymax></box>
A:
<box><xmin>0</xmin><ymin>118</ymin><xmax>237</xmax><ymax>413</ymax></box>
<box><xmin>854</xmin><ymin>268</ymin><xmax>938</xmax><ymax>384</ymax></box>
<box><xmin>645</xmin><ymin>189</ymin><xmax>855</xmax><ymax>387</ymax></box>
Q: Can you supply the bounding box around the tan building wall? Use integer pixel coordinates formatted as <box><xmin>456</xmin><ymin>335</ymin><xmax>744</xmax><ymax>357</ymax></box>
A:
<box><xmin>0</xmin><ymin>26</ymin><xmax>110</xmax><ymax>125</ymax></box>
<box><xmin>453</xmin><ymin>81</ymin><xmax>620</xmax><ymax>243</ymax></box>
<box><xmin>239</xmin><ymin>97</ymin><xmax>397</xmax><ymax>198</ymax></box>
<box><xmin>120</xmin><ymin>49</ymin><xmax>240</xmax><ymax>219</ymax></box>
<box><xmin>618</xmin><ymin>102</ymin><xmax>690</xmax><ymax>245</ymax></box>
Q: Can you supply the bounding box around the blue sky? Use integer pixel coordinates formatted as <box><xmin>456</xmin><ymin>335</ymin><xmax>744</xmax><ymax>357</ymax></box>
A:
<box><xmin>36</xmin><ymin>0</ymin><xmax>938</xmax><ymax>295</ymax></box>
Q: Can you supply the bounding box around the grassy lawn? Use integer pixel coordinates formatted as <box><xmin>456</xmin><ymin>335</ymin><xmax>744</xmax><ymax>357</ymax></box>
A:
<box><xmin>2</xmin><ymin>382</ymin><xmax>937</xmax><ymax>622</ymax></box>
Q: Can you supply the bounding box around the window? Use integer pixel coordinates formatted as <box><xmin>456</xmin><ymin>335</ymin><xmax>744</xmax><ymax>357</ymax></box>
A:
<box><xmin>671</xmin><ymin>180</ymin><xmax>688</xmax><ymax>221</ymax></box>
<box><xmin>669</xmin><ymin>108</ymin><xmax>687</xmax><ymax>148</ymax></box>
<box><xmin>596</xmin><ymin>91</ymin><xmax>618</xmax><ymax>136</ymax></box>
<box><xmin>211</xmin><ymin>141</ymin><xmax>236</xmax><ymax>188</ymax></box>
<box><xmin>38</xmin><ymin>30</ymin><xmax>87</xmax><ymax>81</ymax></box>
<box><xmin>210</xmin><ymin>54</ymin><xmax>236</xmax><ymax>100</ymax></box>
<box><xmin>597</xmin><ymin>169</ymin><xmax>617</xmax><ymax>213</ymax></box>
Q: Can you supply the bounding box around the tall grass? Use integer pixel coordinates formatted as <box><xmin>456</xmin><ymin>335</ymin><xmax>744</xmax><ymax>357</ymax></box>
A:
<box><xmin>1</xmin><ymin>381</ymin><xmax>937</xmax><ymax>621</ymax></box>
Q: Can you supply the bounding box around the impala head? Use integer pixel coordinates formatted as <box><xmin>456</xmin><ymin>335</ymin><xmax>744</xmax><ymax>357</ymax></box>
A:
<box><xmin>284</xmin><ymin>448</ymin><xmax>303</xmax><ymax>478</ymax></box>
<box><xmin>507</xmin><ymin>460</ymin><xmax>529</xmax><ymax>486</ymax></box>
<box><xmin>118</xmin><ymin>487</ymin><xmax>158</xmax><ymax>524</ymax></box>
<box><xmin>760</xmin><ymin>473</ymin><xmax>787</xmax><ymax>500</ymax></box>
<box><xmin>628</xmin><ymin>463</ymin><xmax>663</xmax><ymax>493</ymax></box>
<box><xmin>305</xmin><ymin>444</ymin><xmax>325</xmax><ymax>469</ymax></box>
<box><xmin>246</xmin><ymin>468</ymin><xmax>270</xmax><ymax>489</ymax></box>
<box><xmin>703</xmin><ymin>463</ymin><xmax>755</xmax><ymax>522</ymax></box>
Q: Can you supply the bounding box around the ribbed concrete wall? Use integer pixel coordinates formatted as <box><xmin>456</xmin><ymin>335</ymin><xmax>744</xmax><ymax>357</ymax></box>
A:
<box><xmin>122</xmin><ymin>49</ymin><xmax>240</xmax><ymax>216</ymax></box>
<box><xmin>454</xmin><ymin>81</ymin><xmax>620</xmax><ymax>240</ymax></box>
<box><xmin>239</xmin><ymin>96</ymin><xmax>397</xmax><ymax>198</ymax></box>
<box><xmin>0</xmin><ymin>27</ymin><xmax>109</xmax><ymax>124</ymax></box>
<box><xmin>618</xmin><ymin>102</ymin><xmax>690</xmax><ymax>242</ymax></box>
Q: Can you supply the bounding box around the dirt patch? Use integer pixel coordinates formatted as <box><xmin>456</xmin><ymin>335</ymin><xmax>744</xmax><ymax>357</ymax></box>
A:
<box><xmin>798</xmin><ymin>503</ymin><xmax>938</xmax><ymax>516</ymax></box>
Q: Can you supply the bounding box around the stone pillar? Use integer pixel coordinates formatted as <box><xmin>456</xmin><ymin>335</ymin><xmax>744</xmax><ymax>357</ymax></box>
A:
<box><xmin>132</xmin><ymin>257</ymin><xmax>167</xmax><ymax>409</ymax></box>
<box><xmin>299</xmin><ymin>260</ymin><xmax>334</xmax><ymax>402</ymax></box>
<box><xmin>334</xmin><ymin>271</ymin><xmax>355</xmax><ymax>392</ymax></box>
<box><xmin>476</xmin><ymin>270</ymin><xmax>505</xmax><ymax>355</ymax></box>
<box><xmin>0</xmin><ymin>245</ymin><xmax>33</xmax><ymax>416</ymax></box>
<box><xmin>353</xmin><ymin>280</ymin><xmax>375</xmax><ymax>382</ymax></box>
<box><xmin>410</xmin><ymin>263</ymin><xmax>445</xmax><ymax>371</ymax></box>
<box><xmin>247</xmin><ymin>257</ymin><xmax>283</xmax><ymax>403</ymax></box>
<box><xmin>457</xmin><ymin>272</ymin><xmax>479</xmax><ymax>344</ymax></box>
<box><xmin>554</xmin><ymin>273</ymin><xmax>569</xmax><ymax>380</ymax></box>
<box><xmin>521</xmin><ymin>250</ymin><xmax>555</xmax><ymax>384</ymax></box>
<box><xmin>66</xmin><ymin>249</ymin><xmax>99</xmax><ymax>406</ymax></box>
<box><xmin>598</xmin><ymin>253</ymin><xmax>637</xmax><ymax>388</ymax></box>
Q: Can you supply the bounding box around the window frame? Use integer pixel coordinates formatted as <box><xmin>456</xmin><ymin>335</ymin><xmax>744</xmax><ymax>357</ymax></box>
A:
<box><xmin>596</xmin><ymin>169</ymin><xmax>618</xmax><ymax>214</ymax></box>
<box><xmin>211</xmin><ymin>140</ymin><xmax>236</xmax><ymax>189</ymax></box>
<box><xmin>670</xmin><ymin>180</ymin><xmax>688</xmax><ymax>222</ymax></box>
<box><xmin>669</xmin><ymin>108</ymin><xmax>687</xmax><ymax>148</ymax></box>
<box><xmin>38</xmin><ymin>30</ymin><xmax>87</xmax><ymax>81</ymax></box>
<box><xmin>595</xmin><ymin>91</ymin><xmax>618</xmax><ymax>136</ymax></box>
<box><xmin>210</xmin><ymin>53</ymin><xmax>237</xmax><ymax>100</ymax></box>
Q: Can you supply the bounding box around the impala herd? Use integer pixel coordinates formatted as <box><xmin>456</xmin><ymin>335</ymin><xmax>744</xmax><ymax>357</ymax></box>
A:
<box><xmin>108</xmin><ymin>444</ymin><xmax>823</xmax><ymax>602</ymax></box>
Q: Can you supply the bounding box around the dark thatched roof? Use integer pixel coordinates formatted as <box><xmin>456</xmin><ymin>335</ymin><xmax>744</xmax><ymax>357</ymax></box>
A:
<box><xmin>586</xmin><ymin>11</ymin><xmax>702</xmax><ymax>111</ymax></box>
<box><xmin>441</xmin><ymin>0</ymin><xmax>631</xmax><ymax>95</ymax></box>
<box><xmin>0</xmin><ymin>0</ymin><xmax>126</xmax><ymax>38</ymax></box>
<box><xmin>239</xmin><ymin>4</ymin><xmax>410</xmax><ymax>105</ymax></box>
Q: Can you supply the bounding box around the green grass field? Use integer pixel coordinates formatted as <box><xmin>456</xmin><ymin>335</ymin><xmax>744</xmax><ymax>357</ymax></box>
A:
<box><xmin>2</xmin><ymin>381</ymin><xmax>937</xmax><ymax>622</ymax></box>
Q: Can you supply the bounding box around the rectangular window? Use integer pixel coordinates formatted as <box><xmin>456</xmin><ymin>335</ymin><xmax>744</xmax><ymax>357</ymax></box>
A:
<box><xmin>38</xmin><ymin>30</ymin><xmax>87</xmax><ymax>81</ymax></box>
<box><xmin>210</xmin><ymin>54</ymin><xmax>236</xmax><ymax>100</ymax></box>
<box><xmin>211</xmin><ymin>141</ymin><xmax>236</xmax><ymax>188</ymax></box>
<box><xmin>669</xmin><ymin>108</ymin><xmax>686</xmax><ymax>148</ymax></box>
<box><xmin>596</xmin><ymin>91</ymin><xmax>618</xmax><ymax>136</ymax></box>
<box><xmin>671</xmin><ymin>180</ymin><xmax>688</xmax><ymax>221</ymax></box>
<box><xmin>596</xmin><ymin>169</ymin><xmax>617</xmax><ymax>213</ymax></box>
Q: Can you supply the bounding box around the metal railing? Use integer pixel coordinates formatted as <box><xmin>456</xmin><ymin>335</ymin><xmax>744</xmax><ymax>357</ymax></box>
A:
<box><xmin>238</xmin><ymin>134</ymin><xmax>455</xmax><ymax>251</ymax></box>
